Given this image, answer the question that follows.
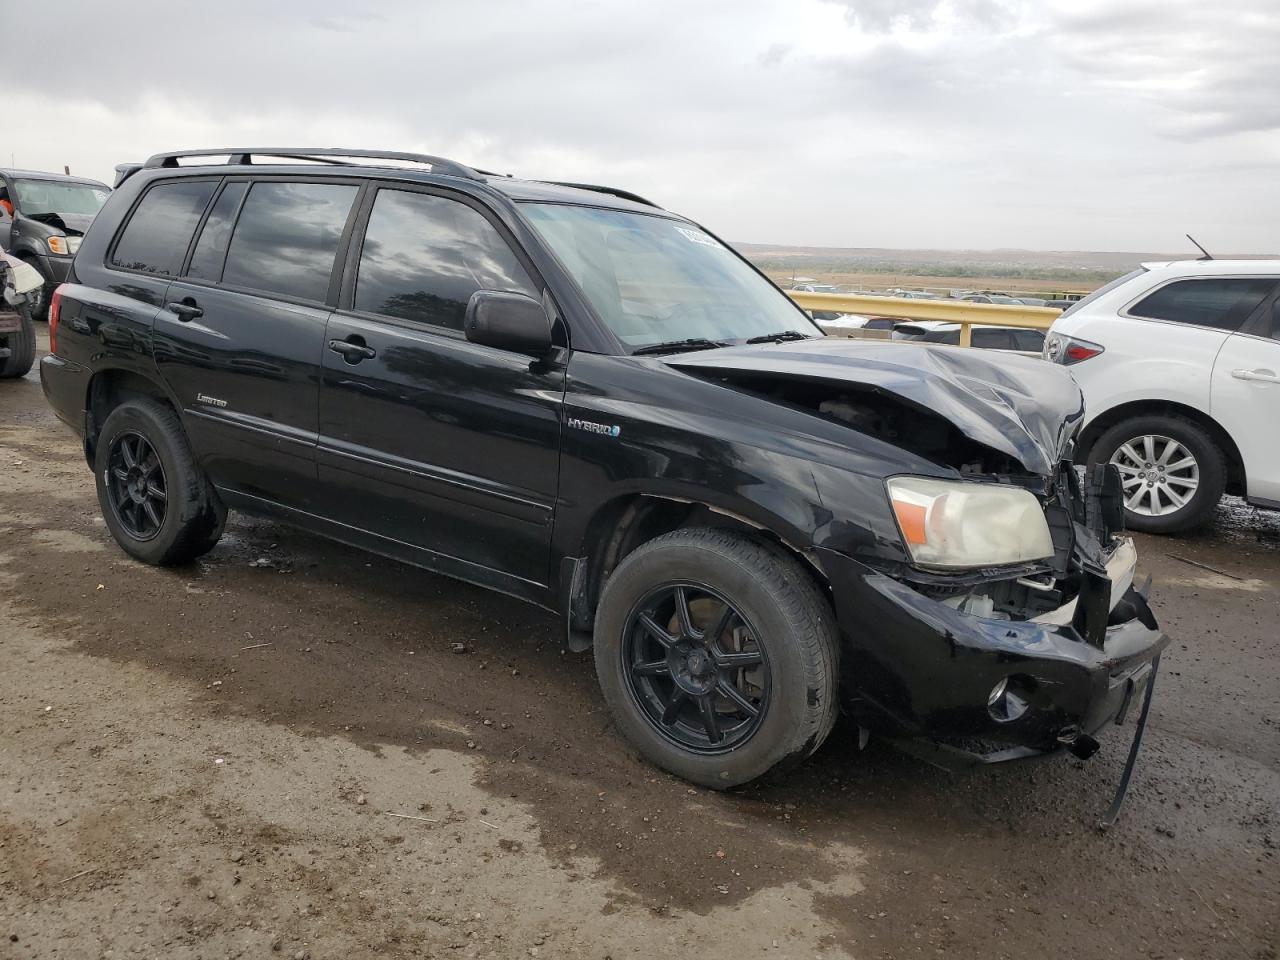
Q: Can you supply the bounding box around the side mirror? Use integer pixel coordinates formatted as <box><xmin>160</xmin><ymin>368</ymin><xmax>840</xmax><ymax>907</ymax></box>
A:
<box><xmin>464</xmin><ymin>290</ymin><xmax>552</xmax><ymax>355</ymax></box>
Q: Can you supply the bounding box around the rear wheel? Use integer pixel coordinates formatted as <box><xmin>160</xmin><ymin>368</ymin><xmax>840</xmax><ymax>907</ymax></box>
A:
<box><xmin>593</xmin><ymin>528</ymin><xmax>838</xmax><ymax>789</ymax></box>
<box><xmin>0</xmin><ymin>306</ymin><xmax>36</xmax><ymax>378</ymax></box>
<box><xmin>95</xmin><ymin>399</ymin><xmax>225</xmax><ymax>565</ymax></box>
<box><xmin>1087</xmin><ymin>414</ymin><xmax>1226</xmax><ymax>534</ymax></box>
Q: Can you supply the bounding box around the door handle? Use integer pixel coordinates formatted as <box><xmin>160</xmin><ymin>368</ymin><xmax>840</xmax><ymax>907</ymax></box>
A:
<box><xmin>327</xmin><ymin>337</ymin><xmax>377</xmax><ymax>363</ymax></box>
<box><xmin>166</xmin><ymin>300</ymin><xmax>203</xmax><ymax>322</ymax></box>
<box><xmin>1231</xmin><ymin>368</ymin><xmax>1280</xmax><ymax>383</ymax></box>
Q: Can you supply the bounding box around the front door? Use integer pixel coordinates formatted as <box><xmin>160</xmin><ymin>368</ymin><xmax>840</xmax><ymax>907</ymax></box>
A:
<box><xmin>316</xmin><ymin>186</ymin><xmax>564</xmax><ymax>590</ymax></box>
<box><xmin>155</xmin><ymin>177</ymin><xmax>362</xmax><ymax>510</ymax></box>
<box><xmin>1212</xmin><ymin>292</ymin><xmax>1280</xmax><ymax>503</ymax></box>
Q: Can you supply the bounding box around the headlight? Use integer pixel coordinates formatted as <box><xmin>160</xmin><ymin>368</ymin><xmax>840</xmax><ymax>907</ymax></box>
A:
<box><xmin>47</xmin><ymin>236</ymin><xmax>81</xmax><ymax>256</ymax></box>
<box><xmin>887</xmin><ymin>476</ymin><xmax>1054</xmax><ymax>569</ymax></box>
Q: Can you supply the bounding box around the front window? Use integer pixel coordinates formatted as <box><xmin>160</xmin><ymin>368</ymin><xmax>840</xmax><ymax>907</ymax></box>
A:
<box><xmin>13</xmin><ymin>179</ymin><xmax>109</xmax><ymax>217</ymax></box>
<box><xmin>521</xmin><ymin>203</ymin><xmax>820</xmax><ymax>349</ymax></box>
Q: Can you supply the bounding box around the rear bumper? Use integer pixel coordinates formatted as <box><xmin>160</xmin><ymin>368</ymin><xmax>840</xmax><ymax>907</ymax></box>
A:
<box><xmin>39</xmin><ymin>354</ymin><xmax>90</xmax><ymax>437</ymax></box>
<box><xmin>820</xmin><ymin>547</ymin><xmax>1169</xmax><ymax>763</ymax></box>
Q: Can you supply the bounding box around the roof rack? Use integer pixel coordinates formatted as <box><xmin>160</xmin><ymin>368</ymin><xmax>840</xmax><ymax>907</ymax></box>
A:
<box><xmin>140</xmin><ymin>148</ymin><xmax>485</xmax><ymax>182</ymax></box>
<box><xmin>541</xmin><ymin>181</ymin><xmax>661</xmax><ymax>209</ymax></box>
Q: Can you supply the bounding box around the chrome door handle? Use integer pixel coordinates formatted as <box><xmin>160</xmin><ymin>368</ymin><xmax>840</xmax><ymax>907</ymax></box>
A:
<box><xmin>1231</xmin><ymin>368</ymin><xmax>1280</xmax><ymax>383</ymax></box>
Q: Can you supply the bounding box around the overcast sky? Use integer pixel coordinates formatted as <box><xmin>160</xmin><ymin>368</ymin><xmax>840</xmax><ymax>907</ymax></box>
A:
<box><xmin>8</xmin><ymin>0</ymin><xmax>1278</xmax><ymax>252</ymax></box>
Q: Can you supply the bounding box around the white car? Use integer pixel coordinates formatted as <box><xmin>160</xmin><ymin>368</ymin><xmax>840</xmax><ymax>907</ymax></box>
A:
<box><xmin>1045</xmin><ymin>260</ymin><xmax>1280</xmax><ymax>533</ymax></box>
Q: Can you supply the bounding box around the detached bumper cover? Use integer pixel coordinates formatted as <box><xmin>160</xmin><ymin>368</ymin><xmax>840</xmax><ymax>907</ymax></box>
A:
<box><xmin>820</xmin><ymin>548</ymin><xmax>1170</xmax><ymax>760</ymax></box>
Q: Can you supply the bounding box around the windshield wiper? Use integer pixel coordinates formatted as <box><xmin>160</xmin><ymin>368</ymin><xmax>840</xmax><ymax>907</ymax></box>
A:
<box><xmin>631</xmin><ymin>338</ymin><xmax>730</xmax><ymax>356</ymax></box>
<box><xmin>743</xmin><ymin>330</ymin><xmax>813</xmax><ymax>344</ymax></box>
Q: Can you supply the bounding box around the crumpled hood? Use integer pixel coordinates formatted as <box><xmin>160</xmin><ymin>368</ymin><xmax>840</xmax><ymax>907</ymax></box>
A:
<box><xmin>666</xmin><ymin>339</ymin><xmax>1084</xmax><ymax>476</ymax></box>
<box><xmin>25</xmin><ymin>212</ymin><xmax>94</xmax><ymax>236</ymax></box>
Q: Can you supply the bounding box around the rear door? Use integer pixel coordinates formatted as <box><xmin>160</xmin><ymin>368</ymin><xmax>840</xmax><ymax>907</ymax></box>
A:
<box><xmin>155</xmin><ymin>177</ymin><xmax>362</xmax><ymax>510</ymax></box>
<box><xmin>1211</xmin><ymin>284</ymin><xmax>1280</xmax><ymax>502</ymax></box>
<box><xmin>316</xmin><ymin>185</ymin><xmax>565</xmax><ymax>590</ymax></box>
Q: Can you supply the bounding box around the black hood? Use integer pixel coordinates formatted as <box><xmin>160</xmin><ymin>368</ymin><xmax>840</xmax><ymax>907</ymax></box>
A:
<box><xmin>666</xmin><ymin>339</ymin><xmax>1083</xmax><ymax>476</ymax></box>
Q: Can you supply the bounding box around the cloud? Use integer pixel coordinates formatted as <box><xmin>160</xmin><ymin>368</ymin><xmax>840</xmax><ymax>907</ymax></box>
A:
<box><xmin>3</xmin><ymin>0</ymin><xmax>1276</xmax><ymax>252</ymax></box>
<box><xmin>825</xmin><ymin>0</ymin><xmax>1019</xmax><ymax>32</ymax></box>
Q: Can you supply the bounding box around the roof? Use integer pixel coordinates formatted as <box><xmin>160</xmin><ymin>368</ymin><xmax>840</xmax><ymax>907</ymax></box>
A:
<box><xmin>1140</xmin><ymin>258</ymin><xmax>1280</xmax><ymax>275</ymax></box>
<box><xmin>0</xmin><ymin>168</ymin><xmax>107</xmax><ymax>187</ymax></box>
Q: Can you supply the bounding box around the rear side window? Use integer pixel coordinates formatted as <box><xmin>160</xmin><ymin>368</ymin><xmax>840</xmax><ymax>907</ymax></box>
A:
<box><xmin>354</xmin><ymin>189</ymin><xmax>536</xmax><ymax>331</ymax></box>
<box><xmin>111</xmin><ymin>180</ymin><xmax>217</xmax><ymax>275</ymax></box>
<box><xmin>1129</xmin><ymin>277</ymin><xmax>1276</xmax><ymax>331</ymax></box>
<box><xmin>221</xmin><ymin>181</ymin><xmax>358</xmax><ymax>302</ymax></box>
<box><xmin>186</xmin><ymin>181</ymin><xmax>248</xmax><ymax>281</ymax></box>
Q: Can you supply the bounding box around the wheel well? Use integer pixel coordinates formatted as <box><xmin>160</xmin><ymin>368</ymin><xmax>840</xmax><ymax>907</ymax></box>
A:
<box><xmin>1078</xmin><ymin>400</ymin><xmax>1246</xmax><ymax>496</ymax></box>
<box><xmin>567</xmin><ymin>494</ymin><xmax>830</xmax><ymax>636</ymax></box>
<box><xmin>84</xmin><ymin>369</ymin><xmax>175</xmax><ymax>467</ymax></box>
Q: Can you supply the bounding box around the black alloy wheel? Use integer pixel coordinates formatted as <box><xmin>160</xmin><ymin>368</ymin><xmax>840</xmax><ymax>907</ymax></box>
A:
<box><xmin>623</xmin><ymin>582</ymin><xmax>771</xmax><ymax>753</ymax></box>
<box><xmin>105</xmin><ymin>431</ymin><xmax>168</xmax><ymax>541</ymax></box>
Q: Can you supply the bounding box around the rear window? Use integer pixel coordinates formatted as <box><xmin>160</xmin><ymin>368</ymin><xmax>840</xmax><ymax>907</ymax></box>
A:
<box><xmin>221</xmin><ymin>181</ymin><xmax>358</xmax><ymax>302</ymax></box>
<box><xmin>1129</xmin><ymin>277</ymin><xmax>1277</xmax><ymax>331</ymax></box>
<box><xmin>111</xmin><ymin>180</ymin><xmax>217</xmax><ymax>276</ymax></box>
<box><xmin>1058</xmin><ymin>268</ymin><xmax>1146</xmax><ymax>319</ymax></box>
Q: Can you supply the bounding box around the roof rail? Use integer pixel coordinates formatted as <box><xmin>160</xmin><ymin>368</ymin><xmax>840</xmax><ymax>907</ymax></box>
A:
<box><xmin>140</xmin><ymin>148</ymin><xmax>485</xmax><ymax>182</ymax></box>
<box><xmin>540</xmin><ymin>181</ymin><xmax>661</xmax><ymax>209</ymax></box>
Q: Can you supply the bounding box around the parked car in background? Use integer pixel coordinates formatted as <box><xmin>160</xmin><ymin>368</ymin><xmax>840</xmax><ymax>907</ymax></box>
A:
<box><xmin>0</xmin><ymin>169</ymin><xmax>110</xmax><ymax>320</ymax></box>
<box><xmin>810</xmin><ymin>312</ymin><xmax>897</xmax><ymax>338</ymax></box>
<box><xmin>791</xmin><ymin>282</ymin><xmax>838</xmax><ymax>293</ymax></box>
<box><xmin>0</xmin><ymin>252</ymin><xmax>44</xmax><ymax>378</ymax></box>
<box><xmin>893</xmin><ymin>320</ymin><xmax>1045</xmax><ymax>354</ymax></box>
<box><xmin>41</xmin><ymin>147</ymin><xmax>1166</xmax><ymax>790</ymax></box>
<box><xmin>1045</xmin><ymin>260</ymin><xmax>1280</xmax><ymax>533</ymax></box>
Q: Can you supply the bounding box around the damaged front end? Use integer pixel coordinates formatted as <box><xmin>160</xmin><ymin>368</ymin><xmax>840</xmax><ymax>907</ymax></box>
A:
<box><xmin>669</xmin><ymin>341</ymin><xmax>1170</xmax><ymax>780</ymax></box>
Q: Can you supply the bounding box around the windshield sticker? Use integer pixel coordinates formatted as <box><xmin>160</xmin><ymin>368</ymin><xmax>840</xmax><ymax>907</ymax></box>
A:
<box><xmin>674</xmin><ymin>226</ymin><xmax>721</xmax><ymax>248</ymax></box>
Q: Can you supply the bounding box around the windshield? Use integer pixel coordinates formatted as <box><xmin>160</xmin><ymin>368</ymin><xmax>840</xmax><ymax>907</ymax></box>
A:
<box><xmin>13</xmin><ymin>179</ymin><xmax>110</xmax><ymax>217</ymax></box>
<box><xmin>521</xmin><ymin>203</ymin><xmax>820</xmax><ymax>349</ymax></box>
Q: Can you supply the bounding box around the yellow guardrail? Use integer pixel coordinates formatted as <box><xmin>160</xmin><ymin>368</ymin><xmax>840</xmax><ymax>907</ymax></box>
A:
<box><xmin>787</xmin><ymin>291</ymin><xmax>1061</xmax><ymax>347</ymax></box>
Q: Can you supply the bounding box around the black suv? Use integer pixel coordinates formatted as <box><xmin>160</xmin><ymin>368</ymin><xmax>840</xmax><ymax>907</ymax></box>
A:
<box><xmin>41</xmin><ymin>148</ymin><xmax>1168</xmax><ymax>790</ymax></box>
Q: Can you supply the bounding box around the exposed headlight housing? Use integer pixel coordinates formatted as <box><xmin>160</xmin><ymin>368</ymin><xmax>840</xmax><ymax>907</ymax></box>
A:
<box><xmin>887</xmin><ymin>476</ymin><xmax>1054</xmax><ymax>570</ymax></box>
<box><xmin>47</xmin><ymin>236</ymin><xmax>81</xmax><ymax>256</ymax></box>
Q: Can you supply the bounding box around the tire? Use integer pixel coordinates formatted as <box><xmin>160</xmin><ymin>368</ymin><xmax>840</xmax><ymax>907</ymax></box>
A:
<box><xmin>0</xmin><ymin>306</ymin><xmax>35</xmax><ymax>378</ymax></box>
<box><xmin>1087</xmin><ymin>414</ymin><xmax>1227</xmax><ymax>534</ymax></box>
<box><xmin>94</xmin><ymin>398</ymin><xmax>226</xmax><ymax>565</ymax></box>
<box><xmin>593</xmin><ymin>528</ymin><xmax>838</xmax><ymax>789</ymax></box>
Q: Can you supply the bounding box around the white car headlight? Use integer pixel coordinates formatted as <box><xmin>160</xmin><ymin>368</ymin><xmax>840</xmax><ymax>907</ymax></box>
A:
<box><xmin>887</xmin><ymin>476</ymin><xmax>1054</xmax><ymax>570</ymax></box>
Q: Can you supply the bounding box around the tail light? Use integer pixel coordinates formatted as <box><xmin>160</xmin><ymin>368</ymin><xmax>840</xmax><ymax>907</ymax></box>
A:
<box><xmin>1044</xmin><ymin>333</ymin><xmax>1104</xmax><ymax>365</ymax></box>
<box><xmin>48</xmin><ymin>284</ymin><xmax>65</xmax><ymax>355</ymax></box>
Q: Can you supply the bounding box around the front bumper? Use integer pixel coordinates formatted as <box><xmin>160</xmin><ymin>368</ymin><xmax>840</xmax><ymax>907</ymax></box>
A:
<box><xmin>820</xmin><ymin>544</ymin><xmax>1170</xmax><ymax>763</ymax></box>
<box><xmin>30</xmin><ymin>253</ymin><xmax>72</xmax><ymax>285</ymax></box>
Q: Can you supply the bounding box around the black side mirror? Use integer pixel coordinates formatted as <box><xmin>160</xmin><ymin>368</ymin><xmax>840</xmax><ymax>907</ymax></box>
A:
<box><xmin>464</xmin><ymin>290</ymin><xmax>552</xmax><ymax>355</ymax></box>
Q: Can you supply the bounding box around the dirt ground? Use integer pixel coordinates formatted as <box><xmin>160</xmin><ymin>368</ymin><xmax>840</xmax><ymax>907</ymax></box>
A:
<box><xmin>2</xmin><ymin>332</ymin><xmax>1277</xmax><ymax>960</ymax></box>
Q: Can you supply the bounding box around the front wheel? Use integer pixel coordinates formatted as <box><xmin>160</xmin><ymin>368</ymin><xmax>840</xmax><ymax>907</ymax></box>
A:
<box><xmin>593</xmin><ymin>528</ymin><xmax>838</xmax><ymax>789</ymax></box>
<box><xmin>1087</xmin><ymin>414</ymin><xmax>1227</xmax><ymax>534</ymax></box>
